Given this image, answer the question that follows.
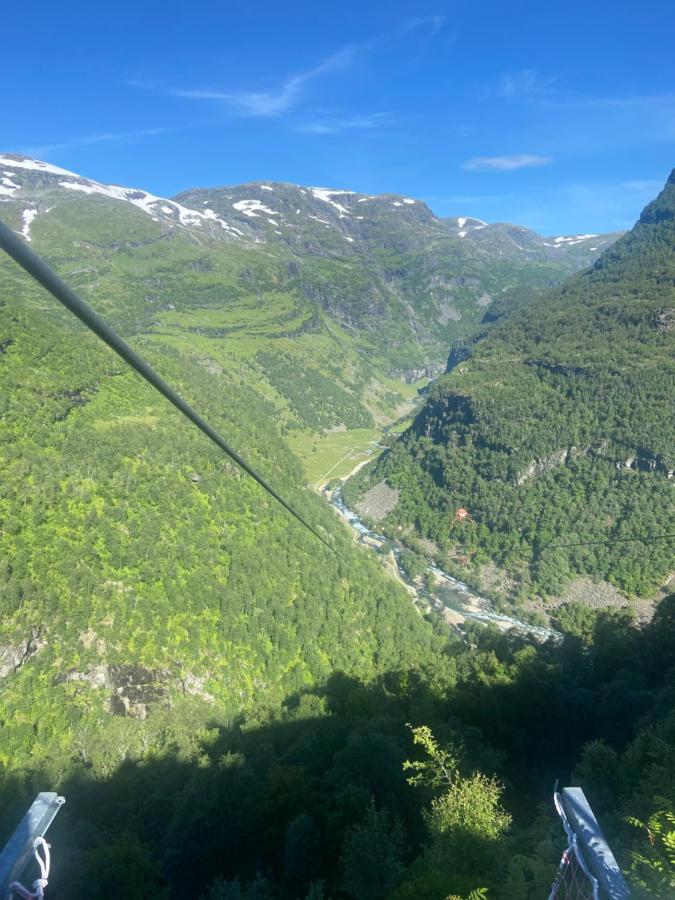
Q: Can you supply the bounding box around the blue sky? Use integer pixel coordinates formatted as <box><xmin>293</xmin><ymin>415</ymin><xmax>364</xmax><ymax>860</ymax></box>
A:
<box><xmin>3</xmin><ymin>1</ymin><xmax>675</xmax><ymax>234</ymax></box>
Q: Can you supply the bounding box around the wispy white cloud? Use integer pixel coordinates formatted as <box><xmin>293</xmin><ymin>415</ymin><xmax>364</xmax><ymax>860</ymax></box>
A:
<box><xmin>462</xmin><ymin>154</ymin><xmax>553</xmax><ymax>172</ymax></box>
<box><xmin>23</xmin><ymin>128</ymin><xmax>170</xmax><ymax>157</ymax></box>
<box><xmin>172</xmin><ymin>47</ymin><xmax>355</xmax><ymax>118</ymax></box>
<box><xmin>396</xmin><ymin>14</ymin><xmax>446</xmax><ymax>37</ymax></box>
<box><xmin>488</xmin><ymin>71</ymin><xmax>675</xmax><ymax>148</ymax></box>
<box><xmin>296</xmin><ymin>112</ymin><xmax>389</xmax><ymax>135</ymax></box>
<box><xmin>494</xmin><ymin>69</ymin><xmax>559</xmax><ymax>100</ymax></box>
<box><xmin>156</xmin><ymin>15</ymin><xmax>446</xmax><ymax>121</ymax></box>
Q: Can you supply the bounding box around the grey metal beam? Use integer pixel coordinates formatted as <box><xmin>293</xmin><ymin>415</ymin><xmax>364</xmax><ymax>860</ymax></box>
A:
<box><xmin>0</xmin><ymin>793</ymin><xmax>65</xmax><ymax>898</ymax></box>
<box><xmin>561</xmin><ymin>787</ymin><xmax>631</xmax><ymax>899</ymax></box>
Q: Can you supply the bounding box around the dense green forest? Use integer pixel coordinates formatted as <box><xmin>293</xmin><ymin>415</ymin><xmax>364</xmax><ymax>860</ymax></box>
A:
<box><xmin>353</xmin><ymin>171</ymin><xmax>675</xmax><ymax>601</ymax></box>
<box><xmin>0</xmin><ymin>290</ymin><xmax>440</xmax><ymax>739</ymax></box>
<box><xmin>0</xmin><ymin>280</ymin><xmax>672</xmax><ymax>900</ymax></box>
<box><xmin>2</xmin><ymin>591</ymin><xmax>674</xmax><ymax>898</ymax></box>
<box><xmin>256</xmin><ymin>351</ymin><xmax>373</xmax><ymax>431</ymax></box>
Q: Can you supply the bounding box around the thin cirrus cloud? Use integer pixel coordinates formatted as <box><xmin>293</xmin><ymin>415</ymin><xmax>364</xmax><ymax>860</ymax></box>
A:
<box><xmin>172</xmin><ymin>46</ymin><xmax>355</xmax><ymax>118</ymax></box>
<box><xmin>396</xmin><ymin>14</ymin><xmax>446</xmax><ymax>38</ymax></box>
<box><xmin>494</xmin><ymin>69</ymin><xmax>559</xmax><ymax>100</ymax></box>
<box><xmin>462</xmin><ymin>154</ymin><xmax>554</xmax><ymax>172</ymax></box>
<box><xmin>296</xmin><ymin>112</ymin><xmax>390</xmax><ymax>135</ymax></box>
<box><xmin>163</xmin><ymin>16</ymin><xmax>445</xmax><ymax>121</ymax></box>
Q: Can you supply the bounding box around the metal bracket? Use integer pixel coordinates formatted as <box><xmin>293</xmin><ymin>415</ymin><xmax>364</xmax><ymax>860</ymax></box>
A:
<box><xmin>558</xmin><ymin>786</ymin><xmax>630</xmax><ymax>899</ymax></box>
<box><xmin>0</xmin><ymin>793</ymin><xmax>65</xmax><ymax>899</ymax></box>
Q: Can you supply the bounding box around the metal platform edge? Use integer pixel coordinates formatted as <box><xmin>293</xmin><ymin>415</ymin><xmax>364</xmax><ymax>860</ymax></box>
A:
<box><xmin>0</xmin><ymin>792</ymin><xmax>65</xmax><ymax>897</ymax></box>
<box><xmin>561</xmin><ymin>786</ymin><xmax>630</xmax><ymax>899</ymax></box>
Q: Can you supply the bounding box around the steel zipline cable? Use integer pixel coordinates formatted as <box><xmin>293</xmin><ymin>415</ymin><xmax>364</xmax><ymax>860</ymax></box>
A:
<box><xmin>0</xmin><ymin>219</ymin><xmax>333</xmax><ymax>551</ymax></box>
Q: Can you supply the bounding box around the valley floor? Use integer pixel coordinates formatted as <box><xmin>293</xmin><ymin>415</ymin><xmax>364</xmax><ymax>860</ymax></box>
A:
<box><xmin>287</xmin><ymin>382</ymin><xmax>424</xmax><ymax>487</ymax></box>
<box><xmin>287</xmin><ymin>428</ymin><xmax>382</xmax><ymax>488</ymax></box>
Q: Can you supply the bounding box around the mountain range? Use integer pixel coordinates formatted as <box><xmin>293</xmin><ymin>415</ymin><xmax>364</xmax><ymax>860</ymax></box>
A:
<box><xmin>0</xmin><ymin>152</ymin><xmax>620</xmax><ymax>386</ymax></box>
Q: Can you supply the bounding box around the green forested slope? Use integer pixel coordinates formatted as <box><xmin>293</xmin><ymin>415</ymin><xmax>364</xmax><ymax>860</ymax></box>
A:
<box><xmin>356</xmin><ymin>171</ymin><xmax>675</xmax><ymax>600</ymax></box>
<box><xmin>0</xmin><ymin>288</ymin><xmax>441</xmax><ymax>771</ymax></box>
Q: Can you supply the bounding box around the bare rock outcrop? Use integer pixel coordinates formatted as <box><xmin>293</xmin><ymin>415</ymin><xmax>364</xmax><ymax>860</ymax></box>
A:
<box><xmin>0</xmin><ymin>630</ymin><xmax>46</xmax><ymax>679</ymax></box>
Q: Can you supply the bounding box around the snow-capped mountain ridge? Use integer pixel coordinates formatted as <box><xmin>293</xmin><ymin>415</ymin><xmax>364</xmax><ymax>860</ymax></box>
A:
<box><xmin>0</xmin><ymin>154</ymin><xmax>623</xmax><ymax>267</ymax></box>
<box><xmin>0</xmin><ymin>153</ymin><xmax>243</xmax><ymax>241</ymax></box>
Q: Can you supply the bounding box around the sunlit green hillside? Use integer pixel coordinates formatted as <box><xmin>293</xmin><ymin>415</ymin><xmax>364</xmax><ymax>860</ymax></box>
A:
<box><xmin>355</xmin><ymin>170</ymin><xmax>675</xmax><ymax>601</ymax></box>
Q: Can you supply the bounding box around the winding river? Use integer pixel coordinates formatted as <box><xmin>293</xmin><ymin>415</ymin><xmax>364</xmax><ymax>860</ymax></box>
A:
<box><xmin>328</xmin><ymin>484</ymin><xmax>561</xmax><ymax>643</ymax></box>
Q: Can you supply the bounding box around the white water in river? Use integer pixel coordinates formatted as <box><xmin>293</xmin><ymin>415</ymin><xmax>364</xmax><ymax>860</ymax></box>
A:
<box><xmin>328</xmin><ymin>485</ymin><xmax>561</xmax><ymax>643</ymax></box>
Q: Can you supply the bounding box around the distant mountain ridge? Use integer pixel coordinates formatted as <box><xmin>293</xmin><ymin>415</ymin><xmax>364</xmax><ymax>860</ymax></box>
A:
<box><xmin>0</xmin><ymin>153</ymin><xmax>622</xmax><ymax>392</ymax></box>
<box><xmin>0</xmin><ymin>152</ymin><xmax>620</xmax><ymax>264</ymax></box>
<box><xmin>175</xmin><ymin>177</ymin><xmax>619</xmax><ymax>267</ymax></box>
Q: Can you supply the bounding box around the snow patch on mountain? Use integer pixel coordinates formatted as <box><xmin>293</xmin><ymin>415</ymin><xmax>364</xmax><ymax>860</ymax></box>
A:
<box><xmin>232</xmin><ymin>199</ymin><xmax>279</xmax><ymax>218</ymax></box>
<box><xmin>0</xmin><ymin>155</ymin><xmax>78</xmax><ymax>178</ymax></box>
<box><xmin>546</xmin><ymin>234</ymin><xmax>599</xmax><ymax>247</ymax></box>
<box><xmin>0</xmin><ymin>174</ymin><xmax>20</xmax><ymax>197</ymax></box>
<box><xmin>21</xmin><ymin>209</ymin><xmax>37</xmax><ymax>241</ymax></box>
<box><xmin>308</xmin><ymin>215</ymin><xmax>331</xmax><ymax>226</ymax></box>
<box><xmin>455</xmin><ymin>216</ymin><xmax>487</xmax><ymax>230</ymax></box>
<box><xmin>57</xmin><ymin>179</ymin><xmax>241</xmax><ymax>235</ymax></box>
<box><xmin>310</xmin><ymin>188</ymin><xmax>354</xmax><ymax>216</ymax></box>
<box><xmin>201</xmin><ymin>208</ymin><xmax>243</xmax><ymax>235</ymax></box>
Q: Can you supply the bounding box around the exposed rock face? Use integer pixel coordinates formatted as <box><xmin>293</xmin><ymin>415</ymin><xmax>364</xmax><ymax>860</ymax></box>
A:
<box><xmin>515</xmin><ymin>444</ymin><xmax>674</xmax><ymax>485</ymax></box>
<box><xmin>108</xmin><ymin>665</ymin><xmax>170</xmax><ymax>719</ymax></box>
<box><xmin>446</xmin><ymin>343</ymin><xmax>473</xmax><ymax>373</ymax></box>
<box><xmin>616</xmin><ymin>450</ymin><xmax>674</xmax><ymax>478</ymax></box>
<box><xmin>389</xmin><ymin>363</ymin><xmax>444</xmax><ymax>383</ymax></box>
<box><xmin>515</xmin><ymin>444</ymin><xmax>608</xmax><ymax>485</ymax></box>
<box><xmin>52</xmin><ymin>662</ymin><xmax>217</xmax><ymax>718</ymax></box>
<box><xmin>55</xmin><ymin>666</ymin><xmax>109</xmax><ymax>688</ymax></box>
<box><xmin>515</xmin><ymin>449</ymin><xmax>571</xmax><ymax>485</ymax></box>
<box><xmin>438</xmin><ymin>304</ymin><xmax>462</xmax><ymax>324</ymax></box>
<box><xmin>179</xmin><ymin>672</ymin><xmax>216</xmax><ymax>703</ymax></box>
<box><xmin>653</xmin><ymin>308</ymin><xmax>675</xmax><ymax>332</ymax></box>
<box><xmin>0</xmin><ymin>630</ymin><xmax>45</xmax><ymax>679</ymax></box>
<box><xmin>358</xmin><ymin>480</ymin><xmax>399</xmax><ymax>521</ymax></box>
